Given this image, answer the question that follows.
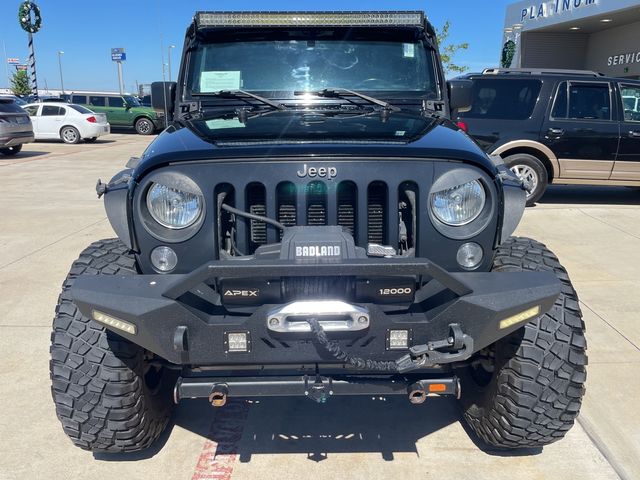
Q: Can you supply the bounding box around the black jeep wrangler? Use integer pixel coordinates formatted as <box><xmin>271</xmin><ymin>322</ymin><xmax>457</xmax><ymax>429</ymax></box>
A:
<box><xmin>50</xmin><ymin>11</ymin><xmax>587</xmax><ymax>453</ymax></box>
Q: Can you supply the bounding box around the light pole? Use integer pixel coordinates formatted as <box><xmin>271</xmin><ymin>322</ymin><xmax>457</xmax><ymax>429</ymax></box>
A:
<box><xmin>57</xmin><ymin>50</ymin><xmax>65</xmax><ymax>94</ymax></box>
<box><xmin>167</xmin><ymin>45</ymin><xmax>175</xmax><ymax>82</ymax></box>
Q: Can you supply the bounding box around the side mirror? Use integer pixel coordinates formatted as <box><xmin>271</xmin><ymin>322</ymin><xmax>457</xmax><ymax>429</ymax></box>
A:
<box><xmin>123</xmin><ymin>102</ymin><xmax>131</xmax><ymax>110</ymax></box>
<box><xmin>151</xmin><ymin>81</ymin><xmax>177</xmax><ymax>119</ymax></box>
<box><xmin>448</xmin><ymin>79</ymin><xmax>473</xmax><ymax>112</ymax></box>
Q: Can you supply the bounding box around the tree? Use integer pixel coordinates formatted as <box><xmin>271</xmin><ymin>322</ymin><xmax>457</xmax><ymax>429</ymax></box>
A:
<box><xmin>435</xmin><ymin>21</ymin><xmax>469</xmax><ymax>76</ymax></box>
<box><xmin>11</xmin><ymin>69</ymin><xmax>31</xmax><ymax>96</ymax></box>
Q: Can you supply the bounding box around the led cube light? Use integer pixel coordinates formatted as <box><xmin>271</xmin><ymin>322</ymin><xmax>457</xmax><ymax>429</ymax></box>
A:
<box><xmin>388</xmin><ymin>329</ymin><xmax>409</xmax><ymax>350</ymax></box>
<box><xmin>227</xmin><ymin>332</ymin><xmax>249</xmax><ymax>352</ymax></box>
<box><xmin>197</xmin><ymin>11</ymin><xmax>424</xmax><ymax>29</ymax></box>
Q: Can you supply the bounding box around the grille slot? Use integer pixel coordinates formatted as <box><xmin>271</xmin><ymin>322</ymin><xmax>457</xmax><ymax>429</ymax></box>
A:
<box><xmin>277</xmin><ymin>182</ymin><xmax>297</xmax><ymax>240</ymax></box>
<box><xmin>246</xmin><ymin>183</ymin><xmax>267</xmax><ymax>251</ymax></box>
<box><xmin>306</xmin><ymin>181</ymin><xmax>327</xmax><ymax>226</ymax></box>
<box><xmin>337</xmin><ymin>181</ymin><xmax>357</xmax><ymax>240</ymax></box>
<box><xmin>367</xmin><ymin>182</ymin><xmax>387</xmax><ymax>245</ymax></box>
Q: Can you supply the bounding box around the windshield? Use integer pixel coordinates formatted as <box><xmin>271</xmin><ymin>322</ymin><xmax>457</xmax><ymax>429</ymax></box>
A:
<box><xmin>187</xmin><ymin>31</ymin><xmax>438</xmax><ymax>98</ymax></box>
<box><xmin>123</xmin><ymin>95</ymin><xmax>141</xmax><ymax>107</ymax></box>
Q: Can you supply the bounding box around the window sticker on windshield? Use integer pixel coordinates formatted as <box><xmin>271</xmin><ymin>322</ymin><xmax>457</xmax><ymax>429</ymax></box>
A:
<box><xmin>205</xmin><ymin>118</ymin><xmax>245</xmax><ymax>130</ymax></box>
<box><xmin>200</xmin><ymin>71</ymin><xmax>241</xmax><ymax>92</ymax></box>
<box><xmin>403</xmin><ymin>44</ymin><xmax>415</xmax><ymax>58</ymax></box>
<box><xmin>395</xmin><ymin>130</ymin><xmax>406</xmax><ymax>136</ymax></box>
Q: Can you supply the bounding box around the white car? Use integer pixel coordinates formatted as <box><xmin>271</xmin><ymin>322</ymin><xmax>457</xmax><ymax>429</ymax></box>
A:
<box><xmin>22</xmin><ymin>103</ymin><xmax>110</xmax><ymax>144</ymax></box>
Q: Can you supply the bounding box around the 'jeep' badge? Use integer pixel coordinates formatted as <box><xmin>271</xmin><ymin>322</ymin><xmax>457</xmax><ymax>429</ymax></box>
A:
<box><xmin>297</xmin><ymin>164</ymin><xmax>337</xmax><ymax>179</ymax></box>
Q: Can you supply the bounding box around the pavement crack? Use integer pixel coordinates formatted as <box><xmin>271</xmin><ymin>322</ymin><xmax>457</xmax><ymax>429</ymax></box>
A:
<box><xmin>580</xmin><ymin>301</ymin><xmax>640</xmax><ymax>352</ymax></box>
<box><xmin>0</xmin><ymin>218</ymin><xmax>107</xmax><ymax>270</ymax></box>
<box><xmin>578</xmin><ymin>209</ymin><xmax>640</xmax><ymax>241</ymax></box>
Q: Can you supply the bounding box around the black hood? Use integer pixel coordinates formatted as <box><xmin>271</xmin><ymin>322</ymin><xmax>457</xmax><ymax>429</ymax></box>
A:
<box><xmin>134</xmin><ymin>109</ymin><xmax>495</xmax><ymax>179</ymax></box>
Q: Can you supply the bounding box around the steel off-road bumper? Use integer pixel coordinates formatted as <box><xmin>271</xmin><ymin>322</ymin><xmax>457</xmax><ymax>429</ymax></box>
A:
<box><xmin>70</xmin><ymin>257</ymin><xmax>561</xmax><ymax>370</ymax></box>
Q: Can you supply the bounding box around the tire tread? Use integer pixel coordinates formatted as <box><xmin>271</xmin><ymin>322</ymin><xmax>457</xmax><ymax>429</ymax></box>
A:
<box><xmin>49</xmin><ymin>239</ymin><xmax>172</xmax><ymax>452</ymax></box>
<box><xmin>463</xmin><ymin>236</ymin><xmax>587</xmax><ymax>448</ymax></box>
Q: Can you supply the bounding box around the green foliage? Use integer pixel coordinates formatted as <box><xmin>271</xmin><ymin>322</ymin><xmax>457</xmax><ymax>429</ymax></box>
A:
<box><xmin>501</xmin><ymin>40</ymin><xmax>516</xmax><ymax>68</ymax></box>
<box><xmin>11</xmin><ymin>70</ymin><xmax>31</xmax><ymax>96</ymax></box>
<box><xmin>435</xmin><ymin>20</ymin><xmax>469</xmax><ymax>75</ymax></box>
<box><xmin>18</xmin><ymin>1</ymin><xmax>42</xmax><ymax>34</ymax></box>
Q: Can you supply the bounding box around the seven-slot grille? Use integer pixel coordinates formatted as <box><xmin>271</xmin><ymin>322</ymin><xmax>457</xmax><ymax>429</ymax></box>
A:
<box><xmin>221</xmin><ymin>179</ymin><xmax>419</xmax><ymax>255</ymax></box>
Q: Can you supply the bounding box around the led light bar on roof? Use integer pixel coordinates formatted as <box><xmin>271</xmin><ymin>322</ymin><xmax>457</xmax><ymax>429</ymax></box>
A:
<box><xmin>196</xmin><ymin>11</ymin><xmax>425</xmax><ymax>28</ymax></box>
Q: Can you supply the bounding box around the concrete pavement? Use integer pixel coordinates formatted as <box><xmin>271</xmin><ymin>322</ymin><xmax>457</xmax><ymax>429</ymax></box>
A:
<box><xmin>0</xmin><ymin>136</ymin><xmax>638</xmax><ymax>480</ymax></box>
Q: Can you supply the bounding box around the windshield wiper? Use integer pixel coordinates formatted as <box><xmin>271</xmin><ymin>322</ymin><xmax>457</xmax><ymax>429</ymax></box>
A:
<box><xmin>295</xmin><ymin>88</ymin><xmax>401</xmax><ymax>112</ymax></box>
<box><xmin>197</xmin><ymin>90</ymin><xmax>286</xmax><ymax>110</ymax></box>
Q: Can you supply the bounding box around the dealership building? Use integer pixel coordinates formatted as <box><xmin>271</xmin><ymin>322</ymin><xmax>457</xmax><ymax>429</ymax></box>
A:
<box><xmin>503</xmin><ymin>0</ymin><xmax>640</xmax><ymax>78</ymax></box>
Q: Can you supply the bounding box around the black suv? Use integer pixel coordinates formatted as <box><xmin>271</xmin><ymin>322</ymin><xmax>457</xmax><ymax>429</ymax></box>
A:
<box><xmin>456</xmin><ymin>68</ymin><xmax>640</xmax><ymax>205</ymax></box>
<box><xmin>49</xmin><ymin>12</ymin><xmax>587</xmax><ymax>454</ymax></box>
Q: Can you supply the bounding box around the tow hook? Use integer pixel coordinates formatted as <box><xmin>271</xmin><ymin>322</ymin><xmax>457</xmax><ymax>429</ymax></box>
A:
<box><xmin>208</xmin><ymin>384</ymin><xmax>229</xmax><ymax>407</ymax></box>
<box><xmin>396</xmin><ymin>324</ymin><xmax>474</xmax><ymax>373</ymax></box>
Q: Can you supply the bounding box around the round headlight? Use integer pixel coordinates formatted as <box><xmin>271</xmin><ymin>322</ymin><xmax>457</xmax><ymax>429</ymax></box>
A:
<box><xmin>430</xmin><ymin>180</ymin><xmax>486</xmax><ymax>226</ymax></box>
<box><xmin>146</xmin><ymin>183</ymin><xmax>203</xmax><ymax>229</ymax></box>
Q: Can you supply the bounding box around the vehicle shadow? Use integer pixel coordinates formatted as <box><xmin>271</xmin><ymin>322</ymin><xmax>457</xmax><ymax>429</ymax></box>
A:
<box><xmin>94</xmin><ymin>394</ymin><xmax>543</xmax><ymax>462</ymax></box>
<box><xmin>33</xmin><ymin>139</ymin><xmax>117</xmax><ymax>145</ymax></box>
<box><xmin>537</xmin><ymin>185</ymin><xmax>640</xmax><ymax>206</ymax></box>
<box><xmin>177</xmin><ymin>396</ymin><xmax>539</xmax><ymax>462</ymax></box>
<box><xmin>0</xmin><ymin>150</ymin><xmax>49</xmax><ymax>159</ymax></box>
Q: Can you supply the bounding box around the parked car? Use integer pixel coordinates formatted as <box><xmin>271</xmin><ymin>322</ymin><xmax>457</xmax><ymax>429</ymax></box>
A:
<box><xmin>22</xmin><ymin>103</ymin><xmax>110</xmax><ymax>144</ymax></box>
<box><xmin>0</xmin><ymin>97</ymin><xmax>34</xmax><ymax>155</ymax></box>
<box><xmin>68</xmin><ymin>92</ymin><xmax>163</xmax><ymax>135</ymax></box>
<box><xmin>455</xmin><ymin>68</ymin><xmax>640</xmax><ymax>205</ymax></box>
<box><xmin>0</xmin><ymin>94</ymin><xmax>27</xmax><ymax>106</ymax></box>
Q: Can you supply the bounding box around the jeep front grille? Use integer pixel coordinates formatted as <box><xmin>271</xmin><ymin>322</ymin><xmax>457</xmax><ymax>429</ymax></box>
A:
<box><xmin>219</xmin><ymin>179</ymin><xmax>419</xmax><ymax>256</ymax></box>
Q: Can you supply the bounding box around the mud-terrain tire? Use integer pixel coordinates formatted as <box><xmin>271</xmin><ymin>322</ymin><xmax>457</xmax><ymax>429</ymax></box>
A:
<box><xmin>459</xmin><ymin>236</ymin><xmax>587</xmax><ymax>448</ymax></box>
<box><xmin>50</xmin><ymin>239</ymin><xmax>176</xmax><ymax>452</ymax></box>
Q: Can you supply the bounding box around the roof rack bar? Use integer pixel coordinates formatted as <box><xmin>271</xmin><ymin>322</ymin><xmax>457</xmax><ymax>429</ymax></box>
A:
<box><xmin>482</xmin><ymin>68</ymin><xmax>603</xmax><ymax>77</ymax></box>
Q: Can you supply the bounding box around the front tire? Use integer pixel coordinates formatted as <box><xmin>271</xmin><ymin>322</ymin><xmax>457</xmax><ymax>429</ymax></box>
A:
<box><xmin>60</xmin><ymin>126</ymin><xmax>81</xmax><ymax>144</ymax></box>
<box><xmin>0</xmin><ymin>144</ymin><xmax>23</xmax><ymax>156</ymax></box>
<box><xmin>135</xmin><ymin>117</ymin><xmax>154</xmax><ymax>135</ymax></box>
<box><xmin>459</xmin><ymin>237</ymin><xmax>587</xmax><ymax>449</ymax></box>
<box><xmin>504</xmin><ymin>153</ymin><xmax>548</xmax><ymax>206</ymax></box>
<box><xmin>50</xmin><ymin>239</ymin><xmax>176</xmax><ymax>452</ymax></box>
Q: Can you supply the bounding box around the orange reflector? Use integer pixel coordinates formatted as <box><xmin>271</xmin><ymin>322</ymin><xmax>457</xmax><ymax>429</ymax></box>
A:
<box><xmin>428</xmin><ymin>383</ymin><xmax>447</xmax><ymax>393</ymax></box>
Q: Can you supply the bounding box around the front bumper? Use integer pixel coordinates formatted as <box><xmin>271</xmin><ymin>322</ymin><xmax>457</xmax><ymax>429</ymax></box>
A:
<box><xmin>71</xmin><ymin>257</ymin><xmax>561</xmax><ymax>367</ymax></box>
<box><xmin>0</xmin><ymin>131</ymin><xmax>34</xmax><ymax>147</ymax></box>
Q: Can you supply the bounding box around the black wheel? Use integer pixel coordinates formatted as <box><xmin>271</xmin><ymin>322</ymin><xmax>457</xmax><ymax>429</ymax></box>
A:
<box><xmin>84</xmin><ymin>137</ymin><xmax>98</xmax><ymax>143</ymax></box>
<box><xmin>0</xmin><ymin>144</ymin><xmax>23</xmax><ymax>156</ymax></box>
<box><xmin>135</xmin><ymin>117</ymin><xmax>154</xmax><ymax>135</ymax></box>
<box><xmin>60</xmin><ymin>126</ymin><xmax>81</xmax><ymax>144</ymax></box>
<box><xmin>504</xmin><ymin>153</ymin><xmax>548</xmax><ymax>206</ymax></box>
<box><xmin>459</xmin><ymin>237</ymin><xmax>587</xmax><ymax>449</ymax></box>
<box><xmin>50</xmin><ymin>239</ymin><xmax>177</xmax><ymax>452</ymax></box>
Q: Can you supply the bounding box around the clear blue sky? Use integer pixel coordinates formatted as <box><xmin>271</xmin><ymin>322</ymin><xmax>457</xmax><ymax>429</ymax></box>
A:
<box><xmin>1</xmin><ymin>0</ymin><xmax>514</xmax><ymax>92</ymax></box>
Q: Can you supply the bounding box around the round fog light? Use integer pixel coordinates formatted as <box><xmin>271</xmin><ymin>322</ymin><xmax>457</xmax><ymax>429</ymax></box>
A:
<box><xmin>151</xmin><ymin>246</ymin><xmax>178</xmax><ymax>272</ymax></box>
<box><xmin>457</xmin><ymin>242</ymin><xmax>483</xmax><ymax>269</ymax></box>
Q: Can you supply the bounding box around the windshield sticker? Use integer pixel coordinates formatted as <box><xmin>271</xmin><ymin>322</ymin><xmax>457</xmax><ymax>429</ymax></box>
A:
<box><xmin>403</xmin><ymin>44</ymin><xmax>415</xmax><ymax>59</ymax></box>
<box><xmin>205</xmin><ymin>118</ymin><xmax>245</xmax><ymax>130</ymax></box>
<box><xmin>395</xmin><ymin>130</ymin><xmax>406</xmax><ymax>136</ymax></box>
<box><xmin>200</xmin><ymin>71</ymin><xmax>241</xmax><ymax>92</ymax></box>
